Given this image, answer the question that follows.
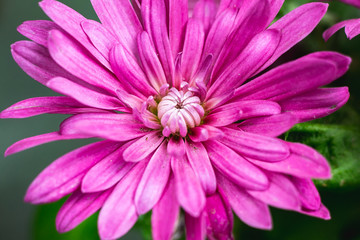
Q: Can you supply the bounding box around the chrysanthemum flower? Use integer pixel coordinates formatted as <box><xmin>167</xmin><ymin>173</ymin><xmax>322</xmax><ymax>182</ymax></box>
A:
<box><xmin>2</xmin><ymin>0</ymin><xmax>351</xmax><ymax>239</ymax></box>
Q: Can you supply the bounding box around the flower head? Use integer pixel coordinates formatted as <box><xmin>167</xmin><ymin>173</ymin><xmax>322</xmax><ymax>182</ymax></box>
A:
<box><xmin>2</xmin><ymin>0</ymin><xmax>351</xmax><ymax>239</ymax></box>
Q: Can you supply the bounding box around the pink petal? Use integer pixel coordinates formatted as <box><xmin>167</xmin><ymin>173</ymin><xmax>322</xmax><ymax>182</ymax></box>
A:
<box><xmin>219</xmin><ymin>127</ymin><xmax>290</xmax><ymax>162</ymax></box>
<box><xmin>0</xmin><ymin>96</ymin><xmax>105</xmax><ymax>119</ymax></box>
<box><xmin>260</xmin><ymin>2</ymin><xmax>328</xmax><ymax>72</ymax></box>
<box><xmin>299</xmin><ymin>204</ymin><xmax>331</xmax><ymax>220</ymax></box>
<box><xmin>39</xmin><ymin>0</ymin><xmax>110</xmax><ymax>68</ymax></box>
<box><xmin>204</xmin><ymin>140</ymin><xmax>269</xmax><ymax>191</ymax></box>
<box><xmin>192</xmin><ymin>0</ymin><xmax>217</xmax><ymax>34</ymax></box>
<box><xmin>339</xmin><ymin>0</ymin><xmax>360</xmax><ymax>8</ymax></box>
<box><xmin>123</xmin><ymin>131</ymin><xmax>164</xmax><ymax>162</ymax></box>
<box><xmin>167</xmin><ymin>137</ymin><xmax>186</xmax><ymax>157</ymax></box>
<box><xmin>142</xmin><ymin>0</ymin><xmax>174</xmax><ymax>81</ymax></box>
<box><xmin>137</xmin><ymin>31</ymin><xmax>167</xmax><ymax>91</ymax></box>
<box><xmin>135</xmin><ymin>142</ymin><xmax>171</xmax><ymax>214</ymax></box>
<box><xmin>47</xmin><ymin>77</ymin><xmax>123</xmax><ymax>110</ymax></box>
<box><xmin>81</xmin><ymin>143</ymin><xmax>136</xmax><ymax>193</ymax></box>
<box><xmin>47</xmin><ymin>30</ymin><xmax>121</xmax><ymax>95</ymax></box>
<box><xmin>56</xmin><ymin>188</ymin><xmax>112</xmax><ymax>232</ymax></box>
<box><xmin>90</xmin><ymin>0</ymin><xmax>142</xmax><ymax>56</ymax></box>
<box><xmin>291</xmin><ymin>177</ymin><xmax>321</xmax><ymax>211</ymax></box>
<box><xmin>4</xmin><ymin>132</ymin><xmax>88</xmax><ymax>157</ymax></box>
<box><xmin>217</xmin><ymin>173</ymin><xmax>272</xmax><ymax>230</ymax></box>
<box><xmin>248</xmin><ymin>142</ymin><xmax>331</xmax><ymax>179</ymax></box>
<box><xmin>208</xmin><ymin>29</ymin><xmax>280</xmax><ymax>98</ymax></box>
<box><xmin>98</xmin><ymin>161</ymin><xmax>146</xmax><ymax>239</ymax></box>
<box><xmin>185</xmin><ymin>212</ymin><xmax>206</xmax><ymax>240</ymax></box>
<box><xmin>181</xmin><ymin>19</ymin><xmax>205</xmax><ymax>82</ymax></box>
<box><xmin>248</xmin><ymin>173</ymin><xmax>301</xmax><ymax>211</ymax></box>
<box><xmin>25</xmin><ymin>141</ymin><xmax>119</xmax><ymax>204</ymax></box>
<box><xmin>185</xmin><ymin>141</ymin><xmax>217</xmax><ymax>194</ymax></box>
<box><xmin>172</xmin><ymin>156</ymin><xmax>206</xmax><ymax>217</ymax></box>
<box><xmin>279</xmin><ymin>87</ymin><xmax>349</xmax><ymax>123</ymax></box>
<box><xmin>151</xmin><ymin>176</ymin><xmax>180</xmax><ymax>240</ymax></box>
<box><xmin>267</xmin><ymin>0</ymin><xmax>285</xmax><ymax>25</ymax></box>
<box><xmin>60</xmin><ymin>113</ymin><xmax>148</xmax><ymax>141</ymax></box>
<box><xmin>205</xmin><ymin>100</ymin><xmax>281</xmax><ymax>127</ymax></box>
<box><xmin>169</xmin><ymin>0</ymin><xmax>188</xmax><ymax>57</ymax></box>
<box><xmin>17</xmin><ymin>20</ymin><xmax>61</xmax><ymax>47</ymax></box>
<box><xmin>323</xmin><ymin>18</ymin><xmax>360</xmax><ymax>41</ymax></box>
<box><xmin>238</xmin><ymin>113</ymin><xmax>298</xmax><ymax>137</ymax></box>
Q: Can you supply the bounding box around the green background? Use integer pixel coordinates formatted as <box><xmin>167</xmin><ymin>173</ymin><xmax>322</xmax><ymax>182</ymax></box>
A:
<box><xmin>0</xmin><ymin>0</ymin><xmax>360</xmax><ymax>239</ymax></box>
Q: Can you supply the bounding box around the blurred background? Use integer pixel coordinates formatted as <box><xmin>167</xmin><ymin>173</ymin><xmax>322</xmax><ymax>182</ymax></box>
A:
<box><xmin>0</xmin><ymin>0</ymin><xmax>360</xmax><ymax>239</ymax></box>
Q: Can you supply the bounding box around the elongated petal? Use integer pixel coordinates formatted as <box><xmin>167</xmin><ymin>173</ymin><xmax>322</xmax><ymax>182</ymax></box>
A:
<box><xmin>205</xmin><ymin>140</ymin><xmax>268</xmax><ymax>190</ymax></box>
<box><xmin>208</xmin><ymin>29</ymin><xmax>280</xmax><ymax>98</ymax></box>
<box><xmin>56</xmin><ymin>188</ymin><xmax>112</xmax><ymax>232</ymax></box>
<box><xmin>291</xmin><ymin>177</ymin><xmax>321</xmax><ymax>211</ymax></box>
<box><xmin>248</xmin><ymin>142</ymin><xmax>331</xmax><ymax>179</ymax></box>
<box><xmin>217</xmin><ymin>173</ymin><xmax>272</xmax><ymax>230</ymax></box>
<box><xmin>181</xmin><ymin>19</ymin><xmax>205</xmax><ymax>81</ymax></box>
<box><xmin>5</xmin><ymin>132</ymin><xmax>88</xmax><ymax>157</ymax></box>
<box><xmin>47</xmin><ymin>77</ymin><xmax>123</xmax><ymax>110</ymax></box>
<box><xmin>192</xmin><ymin>0</ymin><xmax>217</xmax><ymax>34</ymax></box>
<box><xmin>142</xmin><ymin>0</ymin><xmax>174</xmax><ymax>81</ymax></box>
<box><xmin>60</xmin><ymin>113</ymin><xmax>148</xmax><ymax>141</ymax></box>
<box><xmin>323</xmin><ymin>18</ymin><xmax>360</xmax><ymax>41</ymax></box>
<box><xmin>48</xmin><ymin>30</ymin><xmax>121</xmax><ymax>95</ymax></box>
<box><xmin>238</xmin><ymin>113</ymin><xmax>298</xmax><ymax>137</ymax></box>
<box><xmin>300</xmin><ymin>204</ymin><xmax>331</xmax><ymax>220</ymax></box>
<box><xmin>220</xmin><ymin>127</ymin><xmax>290</xmax><ymax>162</ymax></box>
<box><xmin>81</xmin><ymin>143</ymin><xmax>136</xmax><ymax>192</ymax></box>
<box><xmin>234</xmin><ymin>56</ymin><xmax>337</xmax><ymax>102</ymax></box>
<box><xmin>123</xmin><ymin>132</ymin><xmax>164</xmax><ymax>162</ymax></box>
<box><xmin>151</xmin><ymin>176</ymin><xmax>180</xmax><ymax>240</ymax></box>
<box><xmin>169</xmin><ymin>0</ymin><xmax>188</xmax><ymax>57</ymax></box>
<box><xmin>17</xmin><ymin>20</ymin><xmax>61</xmax><ymax>47</ymax></box>
<box><xmin>0</xmin><ymin>96</ymin><xmax>105</xmax><ymax>119</ymax></box>
<box><xmin>248</xmin><ymin>173</ymin><xmax>301</xmax><ymax>211</ymax></box>
<box><xmin>205</xmin><ymin>100</ymin><xmax>281</xmax><ymax>127</ymax></box>
<box><xmin>259</xmin><ymin>2</ymin><xmax>328</xmax><ymax>72</ymax></box>
<box><xmin>91</xmin><ymin>0</ymin><xmax>142</xmax><ymax>56</ymax></box>
<box><xmin>98</xmin><ymin>161</ymin><xmax>146</xmax><ymax>239</ymax></box>
<box><xmin>185</xmin><ymin>213</ymin><xmax>206</xmax><ymax>240</ymax></box>
<box><xmin>39</xmin><ymin>0</ymin><xmax>109</xmax><ymax>68</ymax></box>
<box><xmin>135</xmin><ymin>142</ymin><xmax>171</xmax><ymax>214</ymax></box>
<box><xmin>25</xmin><ymin>141</ymin><xmax>119</xmax><ymax>204</ymax></box>
<box><xmin>267</xmin><ymin>0</ymin><xmax>285</xmax><ymax>25</ymax></box>
<box><xmin>185</xmin><ymin>141</ymin><xmax>216</xmax><ymax>194</ymax></box>
<box><xmin>172</xmin><ymin>156</ymin><xmax>206</xmax><ymax>217</ymax></box>
<box><xmin>279</xmin><ymin>87</ymin><xmax>349</xmax><ymax>122</ymax></box>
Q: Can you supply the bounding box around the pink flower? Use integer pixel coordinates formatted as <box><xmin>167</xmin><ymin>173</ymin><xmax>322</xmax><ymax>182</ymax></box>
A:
<box><xmin>1</xmin><ymin>0</ymin><xmax>350</xmax><ymax>239</ymax></box>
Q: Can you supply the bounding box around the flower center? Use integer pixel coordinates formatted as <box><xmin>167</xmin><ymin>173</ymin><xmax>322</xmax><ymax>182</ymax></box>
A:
<box><xmin>157</xmin><ymin>88</ymin><xmax>204</xmax><ymax>137</ymax></box>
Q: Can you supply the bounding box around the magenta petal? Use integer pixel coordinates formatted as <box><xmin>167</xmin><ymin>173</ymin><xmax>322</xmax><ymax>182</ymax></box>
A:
<box><xmin>25</xmin><ymin>141</ymin><xmax>119</xmax><ymax>204</ymax></box>
<box><xmin>299</xmin><ymin>204</ymin><xmax>331</xmax><ymax>220</ymax></box>
<box><xmin>205</xmin><ymin>100</ymin><xmax>281</xmax><ymax>127</ymax></box>
<box><xmin>267</xmin><ymin>0</ymin><xmax>285</xmax><ymax>25</ymax></box>
<box><xmin>185</xmin><ymin>212</ymin><xmax>206</xmax><ymax>240</ymax></box>
<box><xmin>279</xmin><ymin>87</ymin><xmax>350</xmax><ymax>123</ymax></box>
<box><xmin>47</xmin><ymin>77</ymin><xmax>123</xmax><ymax>110</ymax></box>
<box><xmin>248</xmin><ymin>173</ymin><xmax>301</xmax><ymax>211</ymax></box>
<box><xmin>98</xmin><ymin>161</ymin><xmax>146</xmax><ymax>240</ymax></box>
<box><xmin>185</xmin><ymin>141</ymin><xmax>216</xmax><ymax>194</ymax></box>
<box><xmin>39</xmin><ymin>0</ymin><xmax>109</xmax><ymax>68</ymax></box>
<box><xmin>123</xmin><ymin>132</ymin><xmax>164</xmax><ymax>162</ymax></box>
<box><xmin>248</xmin><ymin>142</ymin><xmax>331</xmax><ymax>179</ymax></box>
<box><xmin>167</xmin><ymin>137</ymin><xmax>186</xmax><ymax>157</ymax></box>
<box><xmin>169</xmin><ymin>0</ymin><xmax>188</xmax><ymax>57</ymax></box>
<box><xmin>323</xmin><ymin>18</ymin><xmax>360</xmax><ymax>41</ymax></box>
<box><xmin>260</xmin><ymin>2</ymin><xmax>328</xmax><ymax>72</ymax></box>
<box><xmin>220</xmin><ymin>127</ymin><xmax>290</xmax><ymax>162</ymax></box>
<box><xmin>151</xmin><ymin>176</ymin><xmax>180</xmax><ymax>240</ymax></box>
<box><xmin>172</xmin><ymin>156</ymin><xmax>206</xmax><ymax>217</ymax></box>
<box><xmin>48</xmin><ymin>30</ymin><xmax>121</xmax><ymax>95</ymax></box>
<box><xmin>60</xmin><ymin>113</ymin><xmax>148</xmax><ymax>141</ymax></box>
<box><xmin>217</xmin><ymin>173</ymin><xmax>272</xmax><ymax>230</ymax></box>
<box><xmin>0</xmin><ymin>96</ymin><xmax>105</xmax><ymax>119</ymax></box>
<box><xmin>205</xmin><ymin>191</ymin><xmax>234</xmax><ymax>240</ymax></box>
<box><xmin>238</xmin><ymin>113</ymin><xmax>298</xmax><ymax>137</ymax></box>
<box><xmin>291</xmin><ymin>177</ymin><xmax>321</xmax><ymax>211</ymax></box>
<box><xmin>205</xmin><ymin>140</ymin><xmax>268</xmax><ymax>191</ymax></box>
<box><xmin>90</xmin><ymin>0</ymin><xmax>142</xmax><ymax>56</ymax></box>
<box><xmin>56</xmin><ymin>188</ymin><xmax>112</xmax><ymax>232</ymax></box>
<box><xmin>135</xmin><ymin>142</ymin><xmax>171</xmax><ymax>214</ymax></box>
<box><xmin>17</xmin><ymin>20</ymin><xmax>61</xmax><ymax>47</ymax></box>
<box><xmin>192</xmin><ymin>0</ymin><xmax>217</xmax><ymax>34</ymax></box>
<box><xmin>5</xmin><ymin>132</ymin><xmax>87</xmax><ymax>157</ymax></box>
<box><xmin>81</xmin><ymin>143</ymin><xmax>136</xmax><ymax>193</ymax></box>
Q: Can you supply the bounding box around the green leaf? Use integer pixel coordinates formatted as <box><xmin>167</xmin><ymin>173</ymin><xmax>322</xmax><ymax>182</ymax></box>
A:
<box><xmin>284</xmin><ymin>106</ymin><xmax>360</xmax><ymax>188</ymax></box>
